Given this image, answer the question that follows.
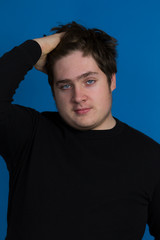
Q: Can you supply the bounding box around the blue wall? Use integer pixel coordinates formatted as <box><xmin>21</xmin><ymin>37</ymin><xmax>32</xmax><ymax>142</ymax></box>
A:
<box><xmin>0</xmin><ymin>0</ymin><xmax>159</xmax><ymax>239</ymax></box>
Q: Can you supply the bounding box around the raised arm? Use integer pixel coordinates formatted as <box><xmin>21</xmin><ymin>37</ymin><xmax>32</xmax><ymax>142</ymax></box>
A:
<box><xmin>0</xmin><ymin>33</ymin><xmax>63</xmax><ymax>170</ymax></box>
<box><xmin>33</xmin><ymin>33</ymin><xmax>64</xmax><ymax>73</ymax></box>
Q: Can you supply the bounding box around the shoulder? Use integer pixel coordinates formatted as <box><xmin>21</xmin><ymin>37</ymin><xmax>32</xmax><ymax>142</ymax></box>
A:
<box><xmin>119</xmin><ymin>119</ymin><xmax>159</xmax><ymax>146</ymax></box>
<box><xmin>41</xmin><ymin>111</ymin><xmax>61</xmax><ymax>122</ymax></box>
<box><xmin>117</xmin><ymin>119</ymin><xmax>160</xmax><ymax>183</ymax></box>
<box><xmin>41</xmin><ymin>111</ymin><xmax>65</xmax><ymax>128</ymax></box>
<box><xmin>116</xmin><ymin>118</ymin><xmax>160</xmax><ymax>158</ymax></box>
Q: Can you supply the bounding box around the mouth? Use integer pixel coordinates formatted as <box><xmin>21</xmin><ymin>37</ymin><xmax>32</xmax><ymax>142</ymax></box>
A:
<box><xmin>74</xmin><ymin>108</ymin><xmax>91</xmax><ymax>115</ymax></box>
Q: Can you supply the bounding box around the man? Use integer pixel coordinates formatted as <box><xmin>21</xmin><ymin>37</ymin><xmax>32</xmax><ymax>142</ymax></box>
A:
<box><xmin>0</xmin><ymin>22</ymin><xmax>160</xmax><ymax>240</ymax></box>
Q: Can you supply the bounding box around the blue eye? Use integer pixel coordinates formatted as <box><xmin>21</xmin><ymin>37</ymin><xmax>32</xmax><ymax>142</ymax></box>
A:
<box><xmin>86</xmin><ymin>80</ymin><xmax>95</xmax><ymax>85</ymax></box>
<box><xmin>61</xmin><ymin>84</ymin><xmax>71</xmax><ymax>90</ymax></box>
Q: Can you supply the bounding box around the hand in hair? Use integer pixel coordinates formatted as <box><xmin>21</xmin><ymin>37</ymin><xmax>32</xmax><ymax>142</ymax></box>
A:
<box><xmin>33</xmin><ymin>33</ymin><xmax>64</xmax><ymax>73</ymax></box>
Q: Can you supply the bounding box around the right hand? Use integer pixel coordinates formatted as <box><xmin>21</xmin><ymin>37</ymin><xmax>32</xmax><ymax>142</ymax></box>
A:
<box><xmin>33</xmin><ymin>33</ymin><xmax>64</xmax><ymax>73</ymax></box>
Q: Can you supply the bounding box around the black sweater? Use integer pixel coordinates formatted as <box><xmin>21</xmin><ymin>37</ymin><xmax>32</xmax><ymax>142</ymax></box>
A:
<box><xmin>0</xmin><ymin>40</ymin><xmax>160</xmax><ymax>240</ymax></box>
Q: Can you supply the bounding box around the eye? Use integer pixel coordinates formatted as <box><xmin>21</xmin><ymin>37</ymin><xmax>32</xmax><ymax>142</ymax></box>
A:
<box><xmin>86</xmin><ymin>80</ymin><xmax>96</xmax><ymax>85</ymax></box>
<box><xmin>60</xmin><ymin>84</ymin><xmax>71</xmax><ymax>90</ymax></box>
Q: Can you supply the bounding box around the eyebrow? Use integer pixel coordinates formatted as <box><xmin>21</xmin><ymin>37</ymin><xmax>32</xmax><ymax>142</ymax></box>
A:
<box><xmin>55</xmin><ymin>71</ymin><xmax>98</xmax><ymax>86</ymax></box>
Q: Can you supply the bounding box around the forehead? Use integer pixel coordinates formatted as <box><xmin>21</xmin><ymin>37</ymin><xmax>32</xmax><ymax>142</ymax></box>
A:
<box><xmin>53</xmin><ymin>50</ymin><xmax>102</xmax><ymax>81</ymax></box>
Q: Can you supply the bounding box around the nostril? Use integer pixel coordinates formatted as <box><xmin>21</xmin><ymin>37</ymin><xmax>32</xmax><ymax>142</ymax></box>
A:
<box><xmin>72</xmin><ymin>94</ymin><xmax>87</xmax><ymax>103</ymax></box>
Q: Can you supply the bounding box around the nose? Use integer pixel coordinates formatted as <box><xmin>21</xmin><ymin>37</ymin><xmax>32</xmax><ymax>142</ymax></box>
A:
<box><xmin>71</xmin><ymin>85</ymin><xmax>87</xmax><ymax>104</ymax></box>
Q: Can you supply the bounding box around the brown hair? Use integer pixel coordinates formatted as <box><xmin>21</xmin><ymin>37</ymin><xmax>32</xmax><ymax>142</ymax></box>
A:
<box><xmin>46</xmin><ymin>21</ymin><xmax>118</xmax><ymax>90</ymax></box>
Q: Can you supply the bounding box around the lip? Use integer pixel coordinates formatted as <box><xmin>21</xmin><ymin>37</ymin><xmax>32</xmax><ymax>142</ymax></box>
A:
<box><xmin>74</xmin><ymin>108</ymin><xmax>91</xmax><ymax>115</ymax></box>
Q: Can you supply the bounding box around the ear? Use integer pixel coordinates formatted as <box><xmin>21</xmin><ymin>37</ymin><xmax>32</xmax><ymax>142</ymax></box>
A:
<box><xmin>110</xmin><ymin>73</ymin><xmax>116</xmax><ymax>92</ymax></box>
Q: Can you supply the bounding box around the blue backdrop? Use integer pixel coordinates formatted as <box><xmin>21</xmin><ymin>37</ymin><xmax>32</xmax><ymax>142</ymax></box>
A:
<box><xmin>0</xmin><ymin>0</ymin><xmax>160</xmax><ymax>239</ymax></box>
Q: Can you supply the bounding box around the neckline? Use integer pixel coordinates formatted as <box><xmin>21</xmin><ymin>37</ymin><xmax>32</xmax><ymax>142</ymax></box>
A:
<box><xmin>65</xmin><ymin>117</ymin><xmax>124</xmax><ymax>139</ymax></box>
<box><xmin>43</xmin><ymin>112</ymin><xmax>125</xmax><ymax>140</ymax></box>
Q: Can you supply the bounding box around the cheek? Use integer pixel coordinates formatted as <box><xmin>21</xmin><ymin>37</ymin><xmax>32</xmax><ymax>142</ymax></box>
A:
<box><xmin>54</xmin><ymin>92</ymin><xmax>71</xmax><ymax>109</ymax></box>
<box><xmin>93</xmin><ymin>85</ymin><xmax>111</xmax><ymax>103</ymax></box>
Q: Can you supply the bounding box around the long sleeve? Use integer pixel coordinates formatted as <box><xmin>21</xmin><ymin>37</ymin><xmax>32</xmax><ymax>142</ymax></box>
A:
<box><xmin>0</xmin><ymin>40</ymin><xmax>41</xmax><ymax>103</ymax></box>
<box><xmin>0</xmin><ymin>40</ymin><xmax>42</xmax><ymax>171</ymax></box>
<box><xmin>148</xmin><ymin>159</ymin><xmax>160</xmax><ymax>239</ymax></box>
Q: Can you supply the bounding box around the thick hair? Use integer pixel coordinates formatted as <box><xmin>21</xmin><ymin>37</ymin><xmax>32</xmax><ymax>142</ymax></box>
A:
<box><xmin>46</xmin><ymin>21</ymin><xmax>118</xmax><ymax>90</ymax></box>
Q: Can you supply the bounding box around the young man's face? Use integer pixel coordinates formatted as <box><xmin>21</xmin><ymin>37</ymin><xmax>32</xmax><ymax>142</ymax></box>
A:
<box><xmin>53</xmin><ymin>50</ymin><xmax>116</xmax><ymax>130</ymax></box>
